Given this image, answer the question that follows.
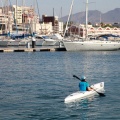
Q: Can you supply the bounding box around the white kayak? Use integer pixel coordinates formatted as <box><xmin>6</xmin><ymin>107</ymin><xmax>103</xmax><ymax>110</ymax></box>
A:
<box><xmin>64</xmin><ymin>82</ymin><xmax>105</xmax><ymax>103</ymax></box>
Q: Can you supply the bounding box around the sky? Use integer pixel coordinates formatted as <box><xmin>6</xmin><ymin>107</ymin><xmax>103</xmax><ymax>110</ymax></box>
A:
<box><xmin>1</xmin><ymin>0</ymin><xmax>120</xmax><ymax>17</ymax></box>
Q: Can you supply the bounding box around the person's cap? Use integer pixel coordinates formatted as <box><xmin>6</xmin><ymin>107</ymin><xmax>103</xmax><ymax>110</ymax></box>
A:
<box><xmin>81</xmin><ymin>75</ymin><xmax>86</xmax><ymax>80</ymax></box>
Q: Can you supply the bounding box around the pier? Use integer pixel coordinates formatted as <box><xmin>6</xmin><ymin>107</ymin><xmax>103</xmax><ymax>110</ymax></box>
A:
<box><xmin>0</xmin><ymin>47</ymin><xmax>66</xmax><ymax>53</ymax></box>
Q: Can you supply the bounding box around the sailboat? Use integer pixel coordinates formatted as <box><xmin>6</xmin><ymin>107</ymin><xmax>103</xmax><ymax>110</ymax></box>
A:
<box><xmin>63</xmin><ymin>0</ymin><xmax>120</xmax><ymax>51</ymax></box>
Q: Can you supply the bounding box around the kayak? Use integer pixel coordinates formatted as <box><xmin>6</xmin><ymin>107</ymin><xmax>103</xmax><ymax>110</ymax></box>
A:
<box><xmin>64</xmin><ymin>82</ymin><xmax>105</xmax><ymax>103</ymax></box>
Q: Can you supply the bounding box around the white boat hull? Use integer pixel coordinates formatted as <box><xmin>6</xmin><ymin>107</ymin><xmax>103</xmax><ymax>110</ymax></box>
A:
<box><xmin>19</xmin><ymin>38</ymin><xmax>31</xmax><ymax>46</ymax></box>
<box><xmin>36</xmin><ymin>40</ymin><xmax>44</xmax><ymax>46</ymax></box>
<box><xmin>8</xmin><ymin>39</ymin><xmax>20</xmax><ymax>46</ymax></box>
<box><xmin>0</xmin><ymin>40</ymin><xmax>9</xmax><ymax>46</ymax></box>
<box><xmin>64</xmin><ymin>82</ymin><xmax>104</xmax><ymax>103</ymax></box>
<box><xmin>42</xmin><ymin>39</ymin><xmax>59</xmax><ymax>46</ymax></box>
<box><xmin>7</xmin><ymin>38</ymin><xmax>32</xmax><ymax>46</ymax></box>
<box><xmin>63</xmin><ymin>40</ymin><xmax>120</xmax><ymax>51</ymax></box>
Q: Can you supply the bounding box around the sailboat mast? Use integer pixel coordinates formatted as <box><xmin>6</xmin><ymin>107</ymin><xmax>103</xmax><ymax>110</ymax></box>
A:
<box><xmin>22</xmin><ymin>0</ymin><xmax>24</xmax><ymax>32</ymax></box>
<box><xmin>16</xmin><ymin>0</ymin><xmax>17</xmax><ymax>24</ymax></box>
<box><xmin>63</xmin><ymin>0</ymin><xmax>74</xmax><ymax>37</ymax></box>
<box><xmin>85</xmin><ymin>0</ymin><xmax>88</xmax><ymax>39</ymax></box>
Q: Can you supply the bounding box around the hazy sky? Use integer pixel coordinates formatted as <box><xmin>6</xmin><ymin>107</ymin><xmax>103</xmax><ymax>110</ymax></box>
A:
<box><xmin>2</xmin><ymin>0</ymin><xmax>120</xmax><ymax>17</ymax></box>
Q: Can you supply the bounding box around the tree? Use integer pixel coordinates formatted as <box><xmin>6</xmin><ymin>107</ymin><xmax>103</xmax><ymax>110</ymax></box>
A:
<box><xmin>100</xmin><ymin>22</ymin><xmax>104</xmax><ymax>27</ymax></box>
<box><xmin>88</xmin><ymin>22</ymin><xmax>92</xmax><ymax>25</ymax></box>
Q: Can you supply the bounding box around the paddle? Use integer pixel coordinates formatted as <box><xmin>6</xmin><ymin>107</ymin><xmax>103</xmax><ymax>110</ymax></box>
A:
<box><xmin>73</xmin><ymin>75</ymin><xmax>105</xmax><ymax>97</ymax></box>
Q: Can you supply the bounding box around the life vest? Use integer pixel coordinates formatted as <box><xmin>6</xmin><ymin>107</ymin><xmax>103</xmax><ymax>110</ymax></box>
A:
<box><xmin>79</xmin><ymin>82</ymin><xmax>89</xmax><ymax>91</ymax></box>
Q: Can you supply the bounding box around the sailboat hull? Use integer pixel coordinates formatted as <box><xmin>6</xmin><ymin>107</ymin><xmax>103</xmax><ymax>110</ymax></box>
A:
<box><xmin>0</xmin><ymin>40</ymin><xmax>9</xmax><ymax>46</ymax></box>
<box><xmin>63</xmin><ymin>40</ymin><xmax>120</xmax><ymax>51</ymax></box>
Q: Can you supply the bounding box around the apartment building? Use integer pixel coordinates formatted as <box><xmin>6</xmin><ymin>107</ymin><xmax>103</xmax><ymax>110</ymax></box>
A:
<box><xmin>12</xmin><ymin>5</ymin><xmax>22</xmax><ymax>24</ymax></box>
<box><xmin>0</xmin><ymin>5</ymin><xmax>63</xmax><ymax>35</ymax></box>
<box><xmin>0</xmin><ymin>8</ymin><xmax>13</xmax><ymax>34</ymax></box>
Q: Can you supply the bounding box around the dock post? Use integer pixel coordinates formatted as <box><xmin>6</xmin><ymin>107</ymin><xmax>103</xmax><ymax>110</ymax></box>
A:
<box><xmin>26</xmin><ymin>42</ymin><xmax>30</xmax><ymax>48</ymax></box>
<box><xmin>32</xmin><ymin>37</ymin><xmax>36</xmax><ymax>48</ymax></box>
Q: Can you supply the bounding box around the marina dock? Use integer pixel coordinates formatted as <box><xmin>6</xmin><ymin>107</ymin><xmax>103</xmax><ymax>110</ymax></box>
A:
<box><xmin>0</xmin><ymin>47</ymin><xmax>66</xmax><ymax>53</ymax></box>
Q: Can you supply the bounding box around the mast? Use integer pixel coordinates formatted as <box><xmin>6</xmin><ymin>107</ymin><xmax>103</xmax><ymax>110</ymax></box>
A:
<box><xmin>63</xmin><ymin>0</ymin><xmax>74</xmax><ymax>38</ymax></box>
<box><xmin>6</xmin><ymin>0</ymin><xmax>9</xmax><ymax>33</ymax></box>
<box><xmin>61</xmin><ymin>7</ymin><xmax>62</xmax><ymax>18</ymax></box>
<box><xmin>36</xmin><ymin>0</ymin><xmax>43</xmax><ymax>34</ymax></box>
<box><xmin>15</xmin><ymin>0</ymin><xmax>18</xmax><ymax>33</ymax></box>
<box><xmin>61</xmin><ymin>7</ymin><xmax>63</xmax><ymax>34</ymax></box>
<box><xmin>22</xmin><ymin>0</ymin><xmax>24</xmax><ymax>32</ymax></box>
<box><xmin>34</xmin><ymin>0</ymin><xmax>36</xmax><ymax>33</ymax></box>
<box><xmin>100</xmin><ymin>13</ymin><xmax>101</xmax><ymax>27</ymax></box>
<box><xmin>16</xmin><ymin>0</ymin><xmax>17</xmax><ymax>24</ymax></box>
<box><xmin>53</xmin><ymin>8</ymin><xmax>54</xmax><ymax>17</ymax></box>
<box><xmin>85</xmin><ymin>0</ymin><xmax>88</xmax><ymax>39</ymax></box>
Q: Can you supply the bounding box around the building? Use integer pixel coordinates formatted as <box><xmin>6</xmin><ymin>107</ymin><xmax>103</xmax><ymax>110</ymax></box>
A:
<box><xmin>0</xmin><ymin>5</ymin><xmax>63</xmax><ymax>35</ymax></box>
<box><xmin>35</xmin><ymin>22</ymin><xmax>52</xmax><ymax>35</ymax></box>
<box><xmin>42</xmin><ymin>15</ymin><xmax>63</xmax><ymax>34</ymax></box>
<box><xmin>0</xmin><ymin>8</ymin><xmax>13</xmax><ymax>34</ymax></box>
<box><xmin>68</xmin><ymin>24</ymin><xmax>120</xmax><ymax>38</ymax></box>
<box><xmin>12</xmin><ymin>5</ymin><xmax>22</xmax><ymax>24</ymax></box>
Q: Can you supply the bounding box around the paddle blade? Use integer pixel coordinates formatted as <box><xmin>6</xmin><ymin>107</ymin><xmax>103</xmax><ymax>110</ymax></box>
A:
<box><xmin>98</xmin><ymin>92</ymin><xmax>106</xmax><ymax>97</ymax></box>
<box><xmin>73</xmin><ymin>75</ymin><xmax>77</xmax><ymax>78</ymax></box>
<box><xmin>73</xmin><ymin>75</ymin><xmax>81</xmax><ymax>80</ymax></box>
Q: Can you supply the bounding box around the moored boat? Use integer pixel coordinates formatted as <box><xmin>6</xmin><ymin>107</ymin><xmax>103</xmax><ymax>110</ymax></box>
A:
<box><xmin>0</xmin><ymin>40</ymin><xmax>9</xmax><ymax>46</ymax></box>
<box><xmin>63</xmin><ymin>0</ymin><xmax>120</xmax><ymax>51</ymax></box>
<box><xmin>64</xmin><ymin>82</ymin><xmax>105</xmax><ymax>103</ymax></box>
<box><xmin>63</xmin><ymin>40</ymin><xmax>120</xmax><ymax>51</ymax></box>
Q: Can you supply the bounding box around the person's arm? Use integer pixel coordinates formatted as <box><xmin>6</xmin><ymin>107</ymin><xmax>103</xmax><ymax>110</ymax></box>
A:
<box><xmin>87</xmin><ymin>87</ymin><xmax>93</xmax><ymax>91</ymax></box>
<box><xmin>86</xmin><ymin>82</ymin><xmax>93</xmax><ymax>91</ymax></box>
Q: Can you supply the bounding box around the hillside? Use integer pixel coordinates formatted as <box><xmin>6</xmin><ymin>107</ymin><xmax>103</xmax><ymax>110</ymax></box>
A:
<box><xmin>60</xmin><ymin>8</ymin><xmax>120</xmax><ymax>24</ymax></box>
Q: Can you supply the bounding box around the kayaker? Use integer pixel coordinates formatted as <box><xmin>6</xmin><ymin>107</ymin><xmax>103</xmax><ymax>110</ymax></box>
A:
<box><xmin>79</xmin><ymin>76</ymin><xmax>93</xmax><ymax>91</ymax></box>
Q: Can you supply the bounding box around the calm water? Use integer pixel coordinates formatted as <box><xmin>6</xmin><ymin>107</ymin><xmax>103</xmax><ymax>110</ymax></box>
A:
<box><xmin>0</xmin><ymin>51</ymin><xmax>120</xmax><ymax>120</ymax></box>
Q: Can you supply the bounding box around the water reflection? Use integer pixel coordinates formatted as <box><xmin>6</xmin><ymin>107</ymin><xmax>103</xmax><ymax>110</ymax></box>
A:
<box><xmin>64</xmin><ymin>95</ymin><xmax>101</xmax><ymax>120</ymax></box>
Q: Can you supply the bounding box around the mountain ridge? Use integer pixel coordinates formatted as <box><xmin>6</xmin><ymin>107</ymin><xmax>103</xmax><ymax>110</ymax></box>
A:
<box><xmin>60</xmin><ymin>8</ymin><xmax>120</xmax><ymax>24</ymax></box>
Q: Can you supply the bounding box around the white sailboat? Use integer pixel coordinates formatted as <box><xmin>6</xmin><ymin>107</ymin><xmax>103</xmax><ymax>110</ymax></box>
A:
<box><xmin>0</xmin><ymin>0</ymin><xmax>31</xmax><ymax>46</ymax></box>
<box><xmin>63</xmin><ymin>0</ymin><xmax>120</xmax><ymax>51</ymax></box>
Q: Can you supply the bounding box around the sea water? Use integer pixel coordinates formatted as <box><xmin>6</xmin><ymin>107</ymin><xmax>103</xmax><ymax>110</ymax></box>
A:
<box><xmin>0</xmin><ymin>51</ymin><xmax>120</xmax><ymax>120</ymax></box>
